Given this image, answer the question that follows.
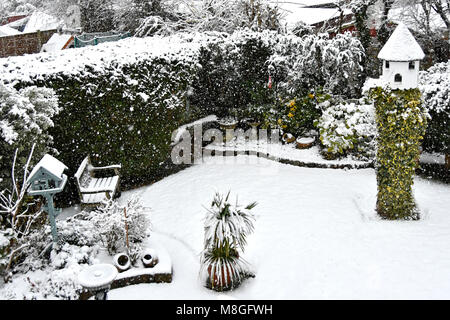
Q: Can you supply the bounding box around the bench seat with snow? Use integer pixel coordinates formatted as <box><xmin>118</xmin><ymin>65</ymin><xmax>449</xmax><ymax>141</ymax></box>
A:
<box><xmin>74</xmin><ymin>156</ymin><xmax>121</xmax><ymax>208</ymax></box>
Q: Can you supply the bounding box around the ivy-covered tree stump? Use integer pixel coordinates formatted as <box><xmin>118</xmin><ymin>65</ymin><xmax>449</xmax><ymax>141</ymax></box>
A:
<box><xmin>370</xmin><ymin>88</ymin><xmax>427</xmax><ymax>220</ymax></box>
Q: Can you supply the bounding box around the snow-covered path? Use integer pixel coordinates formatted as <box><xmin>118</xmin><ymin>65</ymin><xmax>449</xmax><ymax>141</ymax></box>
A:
<box><xmin>110</xmin><ymin>156</ymin><xmax>450</xmax><ymax>299</ymax></box>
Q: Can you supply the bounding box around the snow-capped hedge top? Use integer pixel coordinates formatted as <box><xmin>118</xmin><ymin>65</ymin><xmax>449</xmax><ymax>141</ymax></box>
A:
<box><xmin>378</xmin><ymin>22</ymin><xmax>425</xmax><ymax>61</ymax></box>
<box><xmin>0</xmin><ymin>33</ymin><xmax>213</xmax><ymax>86</ymax></box>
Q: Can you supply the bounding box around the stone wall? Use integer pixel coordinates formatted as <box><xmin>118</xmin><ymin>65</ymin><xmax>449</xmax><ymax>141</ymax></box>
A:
<box><xmin>0</xmin><ymin>29</ymin><xmax>57</xmax><ymax>58</ymax></box>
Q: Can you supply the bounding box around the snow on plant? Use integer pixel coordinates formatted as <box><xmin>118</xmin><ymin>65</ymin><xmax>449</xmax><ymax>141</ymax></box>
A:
<box><xmin>316</xmin><ymin>100</ymin><xmax>376</xmax><ymax>160</ymax></box>
<box><xmin>420</xmin><ymin>61</ymin><xmax>450</xmax><ymax>114</ymax></box>
<box><xmin>0</xmin><ymin>84</ymin><xmax>59</xmax><ymax>145</ymax></box>
<box><xmin>0</xmin><ymin>84</ymin><xmax>60</xmax><ymax>190</ymax></box>
<box><xmin>90</xmin><ymin>196</ymin><xmax>150</xmax><ymax>262</ymax></box>
<box><xmin>370</xmin><ymin>87</ymin><xmax>427</xmax><ymax>220</ymax></box>
<box><xmin>50</xmin><ymin>243</ymin><xmax>98</xmax><ymax>270</ymax></box>
<box><xmin>0</xmin><ymin>145</ymin><xmax>48</xmax><ymax>278</ymax></box>
<box><xmin>26</xmin><ymin>263</ymin><xmax>84</xmax><ymax>300</ymax></box>
<box><xmin>277</xmin><ymin>91</ymin><xmax>329</xmax><ymax>138</ymax></box>
<box><xmin>201</xmin><ymin>192</ymin><xmax>256</xmax><ymax>291</ymax></box>
<box><xmin>286</xmin><ymin>32</ymin><xmax>365</xmax><ymax>98</ymax></box>
<box><xmin>137</xmin><ymin>0</ymin><xmax>283</xmax><ymax>36</ymax></box>
<box><xmin>419</xmin><ymin>61</ymin><xmax>450</xmax><ymax>153</ymax></box>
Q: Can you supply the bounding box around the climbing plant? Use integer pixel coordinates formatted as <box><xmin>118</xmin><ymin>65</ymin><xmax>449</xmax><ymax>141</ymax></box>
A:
<box><xmin>370</xmin><ymin>87</ymin><xmax>427</xmax><ymax>220</ymax></box>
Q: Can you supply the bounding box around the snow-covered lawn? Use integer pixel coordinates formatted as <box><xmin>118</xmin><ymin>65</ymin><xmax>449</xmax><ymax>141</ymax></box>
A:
<box><xmin>106</xmin><ymin>155</ymin><xmax>450</xmax><ymax>300</ymax></box>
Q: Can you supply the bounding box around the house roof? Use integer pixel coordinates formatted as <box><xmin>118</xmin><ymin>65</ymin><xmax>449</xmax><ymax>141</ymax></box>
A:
<box><xmin>275</xmin><ymin>0</ymin><xmax>336</xmax><ymax>8</ymax></box>
<box><xmin>378</xmin><ymin>22</ymin><xmax>425</xmax><ymax>61</ymax></box>
<box><xmin>280</xmin><ymin>6</ymin><xmax>352</xmax><ymax>28</ymax></box>
<box><xmin>22</xmin><ymin>11</ymin><xmax>62</xmax><ymax>33</ymax></box>
<box><xmin>0</xmin><ymin>25</ymin><xmax>21</xmax><ymax>37</ymax></box>
<box><xmin>4</xmin><ymin>16</ymin><xmax>29</xmax><ymax>28</ymax></box>
<box><xmin>27</xmin><ymin>154</ymin><xmax>68</xmax><ymax>183</ymax></box>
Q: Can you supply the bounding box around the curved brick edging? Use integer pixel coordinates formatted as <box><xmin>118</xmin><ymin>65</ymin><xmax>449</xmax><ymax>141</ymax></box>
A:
<box><xmin>204</xmin><ymin>148</ymin><xmax>374</xmax><ymax>170</ymax></box>
<box><xmin>79</xmin><ymin>271</ymin><xmax>172</xmax><ymax>300</ymax></box>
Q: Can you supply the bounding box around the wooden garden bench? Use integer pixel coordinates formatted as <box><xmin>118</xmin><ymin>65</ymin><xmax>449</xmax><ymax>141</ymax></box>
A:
<box><xmin>74</xmin><ymin>156</ymin><xmax>121</xmax><ymax>207</ymax></box>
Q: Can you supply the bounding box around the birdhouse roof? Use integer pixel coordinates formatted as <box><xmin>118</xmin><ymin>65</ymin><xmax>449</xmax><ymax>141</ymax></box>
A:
<box><xmin>378</xmin><ymin>22</ymin><xmax>425</xmax><ymax>61</ymax></box>
<box><xmin>27</xmin><ymin>154</ymin><xmax>67</xmax><ymax>183</ymax></box>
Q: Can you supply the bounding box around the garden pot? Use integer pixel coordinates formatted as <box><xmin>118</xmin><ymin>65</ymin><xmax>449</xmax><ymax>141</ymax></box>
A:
<box><xmin>296</xmin><ymin>137</ymin><xmax>315</xmax><ymax>149</ymax></box>
<box><xmin>113</xmin><ymin>253</ymin><xmax>131</xmax><ymax>272</ymax></box>
<box><xmin>282</xmin><ymin>133</ymin><xmax>296</xmax><ymax>144</ymax></box>
<box><xmin>141</xmin><ymin>249</ymin><xmax>158</xmax><ymax>268</ymax></box>
<box><xmin>247</xmin><ymin>121</ymin><xmax>261</xmax><ymax>129</ymax></box>
<box><xmin>207</xmin><ymin>263</ymin><xmax>236</xmax><ymax>291</ymax></box>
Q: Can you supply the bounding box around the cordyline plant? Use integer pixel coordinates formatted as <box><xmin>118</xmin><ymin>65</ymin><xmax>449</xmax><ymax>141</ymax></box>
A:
<box><xmin>200</xmin><ymin>192</ymin><xmax>256</xmax><ymax>291</ymax></box>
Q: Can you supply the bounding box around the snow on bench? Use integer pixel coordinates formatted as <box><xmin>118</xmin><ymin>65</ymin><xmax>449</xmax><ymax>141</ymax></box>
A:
<box><xmin>74</xmin><ymin>156</ymin><xmax>121</xmax><ymax>207</ymax></box>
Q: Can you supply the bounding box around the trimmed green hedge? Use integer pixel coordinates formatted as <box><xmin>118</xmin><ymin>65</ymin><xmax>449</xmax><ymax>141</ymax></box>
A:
<box><xmin>192</xmin><ymin>34</ymin><xmax>274</xmax><ymax>118</ymax></box>
<box><xmin>370</xmin><ymin>88</ymin><xmax>427</xmax><ymax>220</ymax></box>
<box><xmin>20</xmin><ymin>56</ymin><xmax>196</xmax><ymax>204</ymax></box>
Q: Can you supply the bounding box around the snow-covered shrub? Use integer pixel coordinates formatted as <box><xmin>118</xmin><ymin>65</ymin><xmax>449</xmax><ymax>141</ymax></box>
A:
<box><xmin>201</xmin><ymin>192</ymin><xmax>256</xmax><ymax>291</ymax></box>
<box><xmin>26</xmin><ymin>264</ymin><xmax>84</xmax><ymax>300</ymax></box>
<box><xmin>115</xmin><ymin>0</ymin><xmax>169</xmax><ymax>35</ymax></box>
<box><xmin>271</xmin><ymin>32</ymin><xmax>365</xmax><ymax>99</ymax></box>
<box><xmin>79</xmin><ymin>0</ymin><xmax>115</xmax><ymax>33</ymax></box>
<box><xmin>90</xmin><ymin>196</ymin><xmax>150</xmax><ymax>262</ymax></box>
<box><xmin>0</xmin><ymin>146</ymin><xmax>51</xmax><ymax>279</ymax></box>
<box><xmin>316</xmin><ymin>99</ymin><xmax>376</xmax><ymax>160</ymax></box>
<box><xmin>419</xmin><ymin>62</ymin><xmax>450</xmax><ymax>154</ymax></box>
<box><xmin>0</xmin><ymin>84</ymin><xmax>60</xmax><ymax>190</ymax></box>
<box><xmin>370</xmin><ymin>88</ymin><xmax>427</xmax><ymax>220</ymax></box>
<box><xmin>192</xmin><ymin>30</ymin><xmax>278</xmax><ymax>118</ymax></box>
<box><xmin>58</xmin><ymin>214</ymin><xmax>97</xmax><ymax>247</ymax></box>
<box><xmin>140</xmin><ymin>0</ymin><xmax>282</xmax><ymax>35</ymax></box>
<box><xmin>50</xmin><ymin>243</ymin><xmax>98</xmax><ymax>270</ymax></box>
<box><xmin>278</xmin><ymin>91</ymin><xmax>329</xmax><ymax>138</ymax></box>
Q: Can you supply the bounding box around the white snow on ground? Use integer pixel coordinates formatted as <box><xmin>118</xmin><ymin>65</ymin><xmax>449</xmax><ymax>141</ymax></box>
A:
<box><xmin>420</xmin><ymin>152</ymin><xmax>446</xmax><ymax>165</ymax></box>
<box><xmin>103</xmin><ymin>155</ymin><xmax>450</xmax><ymax>299</ymax></box>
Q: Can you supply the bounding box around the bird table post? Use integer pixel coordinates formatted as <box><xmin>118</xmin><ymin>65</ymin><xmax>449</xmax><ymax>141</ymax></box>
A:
<box><xmin>26</xmin><ymin>154</ymin><xmax>68</xmax><ymax>246</ymax></box>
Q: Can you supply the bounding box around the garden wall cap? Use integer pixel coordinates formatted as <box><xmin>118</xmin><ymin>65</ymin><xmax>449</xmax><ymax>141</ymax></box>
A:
<box><xmin>378</xmin><ymin>22</ymin><xmax>425</xmax><ymax>61</ymax></box>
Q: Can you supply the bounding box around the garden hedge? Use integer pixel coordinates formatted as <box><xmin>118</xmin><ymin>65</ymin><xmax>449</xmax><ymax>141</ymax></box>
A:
<box><xmin>15</xmin><ymin>57</ymin><xmax>196</xmax><ymax>204</ymax></box>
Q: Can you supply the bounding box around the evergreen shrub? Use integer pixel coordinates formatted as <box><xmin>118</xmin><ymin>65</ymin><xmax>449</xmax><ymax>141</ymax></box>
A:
<box><xmin>370</xmin><ymin>87</ymin><xmax>427</xmax><ymax>220</ymax></box>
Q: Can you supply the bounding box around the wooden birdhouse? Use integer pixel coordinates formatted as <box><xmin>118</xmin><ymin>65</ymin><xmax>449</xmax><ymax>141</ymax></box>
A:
<box><xmin>378</xmin><ymin>22</ymin><xmax>425</xmax><ymax>90</ymax></box>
